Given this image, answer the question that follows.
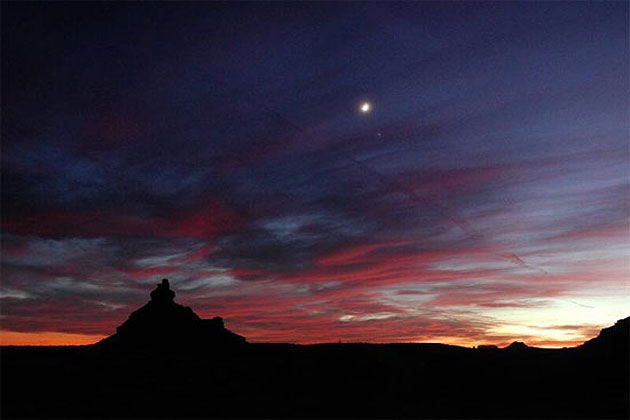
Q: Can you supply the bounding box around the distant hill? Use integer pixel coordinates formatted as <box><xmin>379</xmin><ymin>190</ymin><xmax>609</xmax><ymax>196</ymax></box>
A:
<box><xmin>504</xmin><ymin>341</ymin><xmax>529</xmax><ymax>351</ymax></box>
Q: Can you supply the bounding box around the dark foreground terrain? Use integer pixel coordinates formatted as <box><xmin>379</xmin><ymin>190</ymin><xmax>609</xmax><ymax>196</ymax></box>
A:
<box><xmin>3</xmin><ymin>326</ymin><xmax>628</xmax><ymax>419</ymax></box>
<box><xmin>2</xmin><ymin>281</ymin><xmax>628</xmax><ymax>419</ymax></box>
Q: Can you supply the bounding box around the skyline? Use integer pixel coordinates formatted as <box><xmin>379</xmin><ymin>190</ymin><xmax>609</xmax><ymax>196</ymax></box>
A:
<box><xmin>1</xmin><ymin>2</ymin><xmax>628</xmax><ymax>347</ymax></box>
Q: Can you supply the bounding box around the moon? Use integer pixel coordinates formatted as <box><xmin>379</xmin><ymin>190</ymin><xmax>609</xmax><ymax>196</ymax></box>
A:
<box><xmin>359</xmin><ymin>101</ymin><xmax>372</xmax><ymax>113</ymax></box>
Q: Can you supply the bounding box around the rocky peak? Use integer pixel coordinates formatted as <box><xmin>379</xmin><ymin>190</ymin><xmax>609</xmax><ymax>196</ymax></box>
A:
<box><xmin>149</xmin><ymin>278</ymin><xmax>176</xmax><ymax>304</ymax></box>
<box><xmin>97</xmin><ymin>278</ymin><xmax>246</xmax><ymax>352</ymax></box>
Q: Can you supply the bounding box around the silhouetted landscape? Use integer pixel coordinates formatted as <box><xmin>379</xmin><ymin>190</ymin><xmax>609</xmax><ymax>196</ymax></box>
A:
<box><xmin>2</xmin><ymin>280</ymin><xmax>628</xmax><ymax>419</ymax></box>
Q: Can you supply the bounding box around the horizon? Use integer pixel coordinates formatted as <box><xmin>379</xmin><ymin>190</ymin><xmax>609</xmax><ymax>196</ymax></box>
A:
<box><xmin>1</xmin><ymin>2</ymin><xmax>629</xmax><ymax>347</ymax></box>
<box><xmin>1</xmin><ymin>285</ymin><xmax>627</xmax><ymax>348</ymax></box>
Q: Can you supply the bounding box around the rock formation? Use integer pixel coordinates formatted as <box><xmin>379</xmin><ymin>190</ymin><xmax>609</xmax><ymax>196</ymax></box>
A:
<box><xmin>97</xmin><ymin>279</ymin><xmax>247</xmax><ymax>352</ymax></box>
<box><xmin>579</xmin><ymin>316</ymin><xmax>629</xmax><ymax>359</ymax></box>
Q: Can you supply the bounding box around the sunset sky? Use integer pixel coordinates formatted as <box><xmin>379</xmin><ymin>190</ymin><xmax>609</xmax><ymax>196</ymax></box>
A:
<box><xmin>1</xmin><ymin>2</ymin><xmax>628</xmax><ymax>347</ymax></box>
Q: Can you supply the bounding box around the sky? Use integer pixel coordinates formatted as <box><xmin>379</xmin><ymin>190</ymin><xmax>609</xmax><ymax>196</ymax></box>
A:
<box><xmin>1</xmin><ymin>2</ymin><xmax>628</xmax><ymax>347</ymax></box>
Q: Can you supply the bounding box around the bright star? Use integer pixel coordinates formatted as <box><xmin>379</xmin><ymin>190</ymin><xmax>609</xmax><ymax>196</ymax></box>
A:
<box><xmin>360</xmin><ymin>102</ymin><xmax>372</xmax><ymax>113</ymax></box>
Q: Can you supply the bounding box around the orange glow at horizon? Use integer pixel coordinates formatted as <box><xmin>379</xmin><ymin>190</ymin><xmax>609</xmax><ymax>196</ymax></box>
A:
<box><xmin>0</xmin><ymin>330</ymin><xmax>105</xmax><ymax>346</ymax></box>
<box><xmin>0</xmin><ymin>328</ymin><xmax>595</xmax><ymax>348</ymax></box>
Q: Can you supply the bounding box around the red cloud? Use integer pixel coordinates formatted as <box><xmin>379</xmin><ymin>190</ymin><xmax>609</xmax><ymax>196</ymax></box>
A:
<box><xmin>2</xmin><ymin>202</ymin><xmax>245</xmax><ymax>239</ymax></box>
<box><xmin>316</xmin><ymin>240</ymin><xmax>412</xmax><ymax>267</ymax></box>
<box><xmin>3</xmin><ymin>210</ymin><xmax>166</xmax><ymax>238</ymax></box>
<box><xmin>174</xmin><ymin>203</ymin><xmax>243</xmax><ymax>238</ymax></box>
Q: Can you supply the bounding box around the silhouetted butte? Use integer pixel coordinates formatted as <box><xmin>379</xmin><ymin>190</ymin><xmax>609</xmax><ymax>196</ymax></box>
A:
<box><xmin>97</xmin><ymin>279</ymin><xmax>246</xmax><ymax>352</ymax></box>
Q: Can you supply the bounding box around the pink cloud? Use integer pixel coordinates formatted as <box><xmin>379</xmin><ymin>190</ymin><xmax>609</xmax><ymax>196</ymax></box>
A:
<box><xmin>2</xmin><ymin>202</ymin><xmax>246</xmax><ymax>239</ymax></box>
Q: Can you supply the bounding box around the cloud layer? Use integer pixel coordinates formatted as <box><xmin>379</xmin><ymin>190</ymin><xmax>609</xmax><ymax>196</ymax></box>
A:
<box><xmin>2</xmin><ymin>2</ymin><xmax>628</xmax><ymax>346</ymax></box>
